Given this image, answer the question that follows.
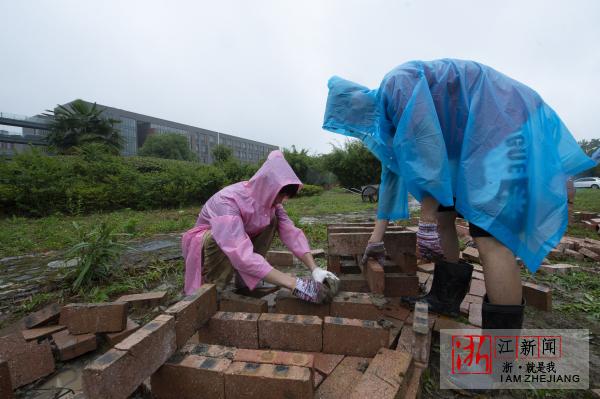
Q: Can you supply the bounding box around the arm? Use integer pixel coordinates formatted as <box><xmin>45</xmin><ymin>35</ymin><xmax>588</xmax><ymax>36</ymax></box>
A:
<box><xmin>275</xmin><ymin>205</ymin><xmax>312</xmax><ymax>270</ymax></box>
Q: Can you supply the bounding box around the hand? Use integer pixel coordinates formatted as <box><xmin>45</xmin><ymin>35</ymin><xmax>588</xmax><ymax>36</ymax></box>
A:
<box><xmin>361</xmin><ymin>241</ymin><xmax>386</xmax><ymax>266</ymax></box>
<box><xmin>417</xmin><ymin>222</ymin><xmax>443</xmax><ymax>261</ymax></box>
<box><xmin>292</xmin><ymin>277</ymin><xmax>328</xmax><ymax>304</ymax></box>
<box><xmin>312</xmin><ymin>267</ymin><xmax>339</xmax><ymax>283</ymax></box>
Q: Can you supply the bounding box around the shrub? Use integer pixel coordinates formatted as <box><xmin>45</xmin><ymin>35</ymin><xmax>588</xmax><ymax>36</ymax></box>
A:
<box><xmin>298</xmin><ymin>184</ymin><xmax>323</xmax><ymax>197</ymax></box>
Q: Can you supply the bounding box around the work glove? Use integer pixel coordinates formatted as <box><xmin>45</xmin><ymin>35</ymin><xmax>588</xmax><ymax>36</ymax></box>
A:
<box><xmin>292</xmin><ymin>277</ymin><xmax>328</xmax><ymax>304</ymax></box>
<box><xmin>312</xmin><ymin>267</ymin><xmax>339</xmax><ymax>284</ymax></box>
<box><xmin>361</xmin><ymin>241</ymin><xmax>386</xmax><ymax>267</ymax></box>
<box><xmin>417</xmin><ymin>222</ymin><xmax>444</xmax><ymax>261</ymax></box>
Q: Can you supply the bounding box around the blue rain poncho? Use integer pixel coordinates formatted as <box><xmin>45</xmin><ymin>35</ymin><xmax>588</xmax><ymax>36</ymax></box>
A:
<box><xmin>323</xmin><ymin>59</ymin><xmax>595</xmax><ymax>272</ymax></box>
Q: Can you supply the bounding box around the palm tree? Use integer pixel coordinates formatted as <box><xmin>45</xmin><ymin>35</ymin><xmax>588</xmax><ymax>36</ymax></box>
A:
<box><xmin>44</xmin><ymin>100</ymin><xmax>124</xmax><ymax>154</ymax></box>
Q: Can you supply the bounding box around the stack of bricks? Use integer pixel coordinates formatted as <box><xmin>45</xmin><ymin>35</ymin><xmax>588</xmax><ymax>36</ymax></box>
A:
<box><xmin>327</xmin><ymin>223</ymin><xmax>419</xmax><ymax>297</ymax></box>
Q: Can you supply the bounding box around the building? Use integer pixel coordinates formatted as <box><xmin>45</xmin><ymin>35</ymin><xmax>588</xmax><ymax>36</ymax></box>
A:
<box><xmin>59</xmin><ymin>100</ymin><xmax>279</xmax><ymax>163</ymax></box>
<box><xmin>0</xmin><ymin>133</ymin><xmax>46</xmax><ymax>156</ymax></box>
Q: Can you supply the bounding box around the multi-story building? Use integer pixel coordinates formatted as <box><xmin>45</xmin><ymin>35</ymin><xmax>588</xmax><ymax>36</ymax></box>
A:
<box><xmin>11</xmin><ymin>100</ymin><xmax>278</xmax><ymax>163</ymax></box>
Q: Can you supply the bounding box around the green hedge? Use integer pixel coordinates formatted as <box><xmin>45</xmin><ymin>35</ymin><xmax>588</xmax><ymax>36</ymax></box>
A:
<box><xmin>0</xmin><ymin>150</ymin><xmax>324</xmax><ymax>217</ymax></box>
<box><xmin>298</xmin><ymin>184</ymin><xmax>324</xmax><ymax>197</ymax></box>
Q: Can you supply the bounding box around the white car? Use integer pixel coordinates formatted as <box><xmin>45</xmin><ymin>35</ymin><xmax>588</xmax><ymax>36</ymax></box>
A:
<box><xmin>573</xmin><ymin>177</ymin><xmax>600</xmax><ymax>189</ymax></box>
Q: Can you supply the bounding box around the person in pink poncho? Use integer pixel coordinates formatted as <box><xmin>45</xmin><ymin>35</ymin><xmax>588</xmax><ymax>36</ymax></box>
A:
<box><xmin>182</xmin><ymin>150</ymin><xmax>338</xmax><ymax>303</ymax></box>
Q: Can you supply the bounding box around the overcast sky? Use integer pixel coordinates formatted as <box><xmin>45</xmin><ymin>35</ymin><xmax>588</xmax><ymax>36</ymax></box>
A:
<box><xmin>1</xmin><ymin>0</ymin><xmax>599</xmax><ymax>154</ymax></box>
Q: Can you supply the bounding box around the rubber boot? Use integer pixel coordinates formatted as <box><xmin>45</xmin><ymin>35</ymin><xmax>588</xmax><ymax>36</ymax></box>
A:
<box><xmin>481</xmin><ymin>294</ymin><xmax>525</xmax><ymax>330</ymax></box>
<box><xmin>403</xmin><ymin>259</ymin><xmax>473</xmax><ymax>317</ymax></box>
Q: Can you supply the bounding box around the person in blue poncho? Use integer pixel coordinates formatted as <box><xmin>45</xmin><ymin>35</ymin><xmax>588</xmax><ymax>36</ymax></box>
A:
<box><xmin>323</xmin><ymin>59</ymin><xmax>596</xmax><ymax>330</ymax></box>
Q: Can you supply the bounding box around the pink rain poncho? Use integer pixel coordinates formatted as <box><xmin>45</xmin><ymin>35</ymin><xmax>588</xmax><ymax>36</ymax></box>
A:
<box><xmin>181</xmin><ymin>150</ymin><xmax>311</xmax><ymax>295</ymax></box>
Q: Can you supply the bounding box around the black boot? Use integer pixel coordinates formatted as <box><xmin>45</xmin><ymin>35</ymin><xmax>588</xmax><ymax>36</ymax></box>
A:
<box><xmin>403</xmin><ymin>259</ymin><xmax>473</xmax><ymax>317</ymax></box>
<box><xmin>481</xmin><ymin>294</ymin><xmax>525</xmax><ymax>330</ymax></box>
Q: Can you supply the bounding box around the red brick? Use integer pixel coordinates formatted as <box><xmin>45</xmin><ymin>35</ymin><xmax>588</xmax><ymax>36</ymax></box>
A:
<box><xmin>328</xmin><ymin>255</ymin><xmax>341</xmax><ymax>274</ymax></box>
<box><xmin>385</xmin><ymin>274</ymin><xmax>419</xmax><ymax>297</ymax></box>
<box><xmin>165</xmin><ymin>283</ymin><xmax>217</xmax><ymax>348</ymax></box>
<box><xmin>274</xmin><ymin>290</ymin><xmax>330</xmax><ymax>318</ymax></box>
<box><xmin>197</xmin><ymin>311</ymin><xmax>260</xmax><ymax>349</ymax></box>
<box><xmin>381</xmin><ymin>302</ymin><xmax>411</xmax><ymax>321</ymax></box>
<box><xmin>433</xmin><ymin>315</ymin><xmax>473</xmax><ymax>332</ymax></box>
<box><xmin>266</xmin><ymin>250</ymin><xmax>294</xmax><ymax>266</ymax></box>
<box><xmin>23</xmin><ymin>303</ymin><xmax>61</xmax><ymax>329</ymax></box>
<box><xmin>462</xmin><ymin>246</ymin><xmax>481</xmax><ymax>264</ymax></box>
<box><xmin>417</xmin><ymin>263</ymin><xmax>435</xmax><ymax>273</ymax></box>
<box><xmin>404</xmin><ymin>365</ymin><xmax>424</xmax><ymax>399</ymax></box>
<box><xmin>105</xmin><ymin>318</ymin><xmax>140</xmax><ymax>346</ymax></box>
<box><xmin>234</xmin><ymin>349</ymin><xmax>314</xmax><ymax>370</ymax></box>
<box><xmin>151</xmin><ymin>354</ymin><xmax>231</xmax><ymax>399</ymax></box>
<box><xmin>258</xmin><ymin>313</ymin><xmax>322</xmax><ymax>352</ymax></box>
<box><xmin>396</xmin><ymin>326</ymin><xmax>415</xmax><ymax>354</ymax></box>
<box><xmin>339</xmin><ymin>274</ymin><xmax>369</xmax><ymax>293</ymax></box>
<box><xmin>460</xmin><ymin>294</ymin><xmax>483</xmax><ymax>315</ymax></box>
<box><xmin>224</xmin><ymin>362</ymin><xmax>313</xmax><ymax>399</ymax></box>
<box><xmin>52</xmin><ymin>329</ymin><xmax>97</xmax><ymax>361</ymax></box>
<box><xmin>469</xmin><ymin>279</ymin><xmax>486</xmax><ymax>297</ymax></box>
<box><xmin>314</xmin><ymin>372</ymin><xmax>324</xmax><ymax>388</ymax></box>
<box><xmin>328</xmin><ymin>225</ymin><xmax>405</xmax><ymax>234</ymax></box>
<box><xmin>315</xmin><ymin>356</ymin><xmax>370</xmax><ymax>398</ymax></box>
<box><xmin>219</xmin><ymin>291</ymin><xmax>267</xmax><ymax>313</ymax></box>
<box><xmin>0</xmin><ymin>333</ymin><xmax>55</xmax><ymax>388</ymax></box>
<box><xmin>323</xmin><ymin>317</ymin><xmax>389</xmax><ymax>357</ymax></box>
<box><xmin>523</xmin><ymin>282</ymin><xmax>552</xmax><ymax>311</ymax></box>
<box><xmin>539</xmin><ymin>263</ymin><xmax>579</xmax><ymax>275</ymax></box>
<box><xmin>404</xmin><ymin>312</ymin><xmax>437</xmax><ymax>330</ymax></box>
<box><xmin>116</xmin><ymin>291</ymin><xmax>167</xmax><ymax>308</ymax></box>
<box><xmin>330</xmin><ymin>292</ymin><xmax>383</xmax><ymax>320</ymax></box>
<box><xmin>59</xmin><ymin>302</ymin><xmax>128</xmax><ymax>334</ymax></box>
<box><xmin>364</xmin><ymin>259</ymin><xmax>385</xmax><ymax>294</ymax></box>
<box><xmin>579</xmin><ymin>247</ymin><xmax>600</xmax><ymax>261</ymax></box>
<box><xmin>468</xmin><ymin>303</ymin><xmax>483</xmax><ymax>327</ymax></box>
<box><xmin>21</xmin><ymin>324</ymin><xmax>66</xmax><ymax>341</ymax></box>
<box><xmin>83</xmin><ymin>314</ymin><xmax>176</xmax><ymax>399</ymax></box>
<box><xmin>310</xmin><ymin>353</ymin><xmax>344</xmax><ymax>376</ymax></box>
<box><xmin>349</xmin><ymin>348</ymin><xmax>413</xmax><ymax>399</ymax></box>
<box><xmin>0</xmin><ymin>360</ymin><xmax>14</xmax><ymax>399</ymax></box>
<box><xmin>565</xmin><ymin>248</ymin><xmax>585</xmax><ymax>260</ymax></box>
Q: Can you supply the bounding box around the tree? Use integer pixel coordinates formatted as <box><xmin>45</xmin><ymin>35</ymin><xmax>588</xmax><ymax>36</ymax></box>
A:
<box><xmin>44</xmin><ymin>99</ymin><xmax>123</xmax><ymax>154</ymax></box>
<box><xmin>139</xmin><ymin>133</ymin><xmax>197</xmax><ymax>161</ymax></box>
<box><xmin>212</xmin><ymin>144</ymin><xmax>233</xmax><ymax>163</ymax></box>
<box><xmin>577</xmin><ymin>138</ymin><xmax>600</xmax><ymax>177</ymax></box>
<box><xmin>283</xmin><ymin>146</ymin><xmax>311</xmax><ymax>181</ymax></box>
<box><xmin>323</xmin><ymin>140</ymin><xmax>381</xmax><ymax>188</ymax></box>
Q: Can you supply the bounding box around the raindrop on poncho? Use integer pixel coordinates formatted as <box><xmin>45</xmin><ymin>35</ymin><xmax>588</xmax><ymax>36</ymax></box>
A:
<box><xmin>323</xmin><ymin>59</ymin><xmax>595</xmax><ymax>272</ymax></box>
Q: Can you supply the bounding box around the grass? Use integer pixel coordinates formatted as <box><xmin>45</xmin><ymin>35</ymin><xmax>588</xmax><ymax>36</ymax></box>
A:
<box><xmin>285</xmin><ymin>188</ymin><xmax>377</xmax><ymax>218</ymax></box>
<box><xmin>573</xmin><ymin>188</ymin><xmax>600</xmax><ymax>213</ymax></box>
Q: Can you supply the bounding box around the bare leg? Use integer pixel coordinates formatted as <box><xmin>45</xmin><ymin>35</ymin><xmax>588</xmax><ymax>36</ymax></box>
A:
<box><xmin>420</xmin><ymin>196</ymin><xmax>439</xmax><ymax>223</ymax></box>
<box><xmin>474</xmin><ymin>236</ymin><xmax>522</xmax><ymax>305</ymax></box>
<box><xmin>437</xmin><ymin>210</ymin><xmax>460</xmax><ymax>263</ymax></box>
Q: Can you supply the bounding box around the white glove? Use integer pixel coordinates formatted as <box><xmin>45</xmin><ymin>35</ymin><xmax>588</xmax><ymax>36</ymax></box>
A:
<box><xmin>312</xmin><ymin>267</ymin><xmax>339</xmax><ymax>283</ymax></box>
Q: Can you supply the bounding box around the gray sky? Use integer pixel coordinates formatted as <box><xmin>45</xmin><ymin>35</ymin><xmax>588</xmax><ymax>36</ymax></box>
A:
<box><xmin>1</xmin><ymin>0</ymin><xmax>599</xmax><ymax>154</ymax></box>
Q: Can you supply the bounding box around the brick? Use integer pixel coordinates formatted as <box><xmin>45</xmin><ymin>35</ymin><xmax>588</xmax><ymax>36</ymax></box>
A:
<box><xmin>364</xmin><ymin>259</ymin><xmax>385</xmax><ymax>294</ymax></box>
<box><xmin>468</xmin><ymin>303</ymin><xmax>482</xmax><ymax>327</ymax></box>
<box><xmin>417</xmin><ymin>271</ymin><xmax>430</xmax><ymax>285</ymax></box>
<box><xmin>469</xmin><ymin>279</ymin><xmax>486</xmax><ymax>297</ymax></box>
<box><xmin>315</xmin><ymin>356</ymin><xmax>370</xmax><ymax>399</ymax></box>
<box><xmin>0</xmin><ymin>333</ymin><xmax>55</xmax><ymax>388</ymax></box>
<box><xmin>59</xmin><ymin>302</ymin><xmax>128</xmax><ymax>334</ymax></box>
<box><xmin>329</xmin><ymin>231</ymin><xmax>415</xmax><ymax>258</ymax></box>
<box><xmin>381</xmin><ymin>302</ymin><xmax>411</xmax><ymax>321</ymax></box>
<box><xmin>460</xmin><ymin>294</ymin><xmax>483</xmax><ymax>315</ymax></box>
<box><xmin>349</xmin><ymin>348</ymin><xmax>413</xmax><ymax>399</ymax></box>
<box><xmin>472</xmin><ymin>270</ymin><xmax>485</xmax><ymax>280</ymax></box>
<box><xmin>234</xmin><ymin>349</ymin><xmax>314</xmax><ymax>370</ymax></box>
<box><xmin>462</xmin><ymin>247</ymin><xmax>480</xmax><ymax>264</ymax></box>
<box><xmin>580</xmin><ymin>242</ymin><xmax>600</xmax><ymax>256</ymax></box>
<box><xmin>151</xmin><ymin>354</ymin><xmax>231</xmax><ymax>399</ymax></box>
<box><xmin>339</xmin><ymin>274</ymin><xmax>369</xmax><ymax>292</ymax></box>
<box><xmin>330</xmin><ymin>292</ymin><xmax>383</xmax><ymax>320</ymax></box>
<box><xmin>197</xmin><ymin>311</ymin><xmax>260</xmax><ymax>349</ymax></box>
<box><xmin>323</xmin><ymin>317</ymin><xmax>389</xmax><ymax>357</ymax></box>
<box><xmin>224</xmin><ymin>362</ymin><xmax>312</xmax><ymax>399</ymax></box>
<box><xmin>384</xmin><ymin>231</ymin><xmax>418</xmax><ymax>273</ymax></box>
<box><xmin>565</xmin><ymin>248</ymin><xmax>585</xmax><ymax>260</ymax></box>
<box><xmin>266</xmin><ymin>250</ymin><xmax>294</xmax><ymax>266</ymax></box>
<box><xmin>105</xmin><ymin>318</ymin><xmax>140</xmax><ymax>346</ymax></box>
<box><xmin>165</xmin><ymin>283</ymin><xmax>217</xmax><ymax>348</ymax></box>
<box><xmin>52</xmin><ymin>329</ymin><xmax>97</xmax><ymax>361</ymax></box>
<box><xmin>116</xmin><ymin>291</ymin><xmax>167</xmax><ymax>308</ymax></box>
<box><xmin>21</xmin><ymin>324</ymin><xmax>66</xmax><ymax>341</ymax></box>
<box><xmin>328</xmin><ymin>255</ymin><xmax>341</xmax><ymax>274</ymax></box>
<box><xmin>539</xmin><ymin>263</ymin><xmax>579</xmax><ymax>275</ymax></box>
<box><xmin>258</xmin><ymin>313</ymin><xmax>322</xmax><ymax>352</ymax></box>
<box><xmin>417</xmin><ymin>262</ymin><xmax>435</xmax><ymax>273</ymax></box>
<box><xmin>396</xmin><ymin>326</ymin><xmax>415</xmax><ymax>354</ymax></box>
<box><xmin>23</xmin><ymin>303</ymin><xmax>61</xmax><ymax>329</ymax></box>
<box><xmin>579</xmin><ymin>247</ymin><xmax>600</xmax><ymax>261</ymax></box>
<box><xmin>314</xmin><ymin>372</ymin><xmax>324</xmax><ymax>388</ymax></box>
<box><xmin>328</xmin><ymin>225</ymin><xmax>406</xmax><ymax>234</ymax></box>
<box><xmin>219</xmin><ymin>291</ymin><xmax>267</xmax><ymax>313</ymax></box>
<box><xmin>456</xmin><ymin>223</ymin><xmax>471</xmax><ymax>238</ymax></box>
<box><xmin>404</xmin><ymin>365</ymin><xmax>424</xmax><ymax>399</ymax></box>
<box><xmin>83</xmin><ymin>314</ymin><xmax>176</xmax><ymax>399</ymax></box>
<box><xmin>403</xmin><ymin>312</ymin><xmax>437</xmax><ymax>330</ymax></box>
<box><xmin>310</xmin><ymin>353</ymin><xmax>344</xmax><ymax>376</ymax></box>
<box><xmin>433</xmin><ymin>315</ymin><xmax>472</xmax><ymax>332</ymax></box>
<box><xmin>311</xmin><ymin>248</ymin><xmax>325</xmax><ymax>258</ymax></box>
<box><xmin>0</xmin><ymin>360</ymin><xmax>14</xmax><ymax>399</ymax></box>
<box><xmin>274</xmin><ymin>290</ymin><xmax>330</xmax><ymax>318</ymax></box>
<box><xmin>180</xmin><ymin>343</ymin><xmax>238</xmax><ymax>360</ymax></box>
<box><xmin>523</xmin><ymin>282</ymin><xmax>552</xmax><ymax>311</ymax></box>
<box><xmin>385</xmin><ymin>274</ymin><xmax>419</xmax><ymax>297</ymax></box>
